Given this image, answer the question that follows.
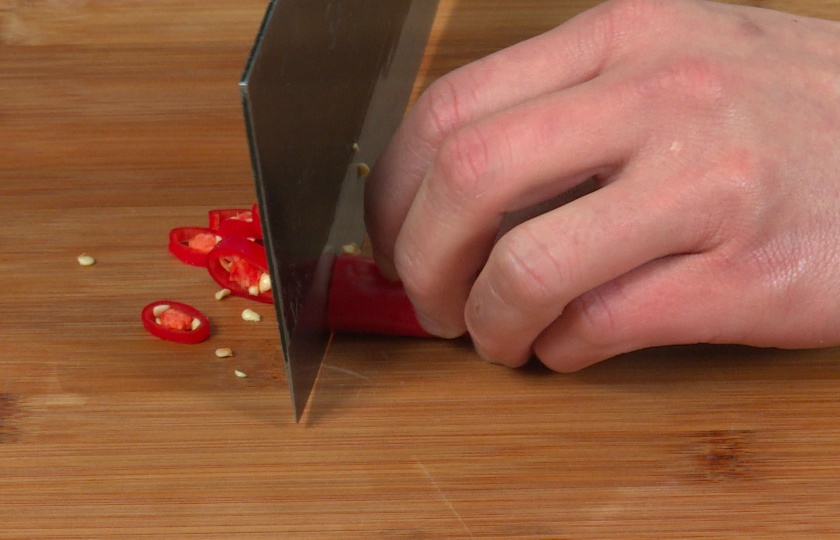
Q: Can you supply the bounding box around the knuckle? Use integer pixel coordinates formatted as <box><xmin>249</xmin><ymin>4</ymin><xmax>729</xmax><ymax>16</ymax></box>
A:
<box><xmin>597</xmin><ymin>0</ymin><xmax>729</xmax><ymax>108</ymax></box>
<box><xmin>491</xmin><ymin>226</ymin><xmax>568</xmax><ymax>311</ymax></box>
<box><xmin>600</xmin><ymin>0</ymin><xmax>671</xmax><ymax>39</ymax></box>
<box><xmin>637</xmin><ymin>55</ymin><xmax>731</xmax><ymax>107</ymax></box>
<box><xmin>572</xmin><ymin>287</ymin><xmax>622</xmax><ymax>346</ymax></box>
<box><xmin>415</xmin><ymin>76</ymin><xmax>473</xmax><ymax>147</ymax></box>
<box><xmin>699</xmin><ymin>146</ymin><xmax>767</xmax><ymax>244</ymax></box>
<box><xmin>434</xmin><ymin>123</ymin><xmax>496</xmax><ymax>202</ymax></box>
<box><xmin>718</xmin><ymin>147</ymin><xmax>764</xmax><ymax>191</ymax></box>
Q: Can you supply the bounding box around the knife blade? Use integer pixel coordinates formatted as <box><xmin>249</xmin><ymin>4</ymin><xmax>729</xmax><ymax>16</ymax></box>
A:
<box><xmin>240</xmin><ymin>0</ymin><xmax>439</xmax><ymax>421</ymax></box>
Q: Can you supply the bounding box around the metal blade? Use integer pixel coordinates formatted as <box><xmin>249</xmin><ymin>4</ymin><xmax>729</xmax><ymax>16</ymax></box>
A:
<box><xmin>240</xmin><ymin>0</ymin><xmax>438</xmax><ymax>421</ymax></box>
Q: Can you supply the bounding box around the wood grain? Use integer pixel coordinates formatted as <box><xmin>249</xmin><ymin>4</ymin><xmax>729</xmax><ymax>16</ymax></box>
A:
<box><xmin>3</xmin><ymin>1</ymin><xmax>840</xmax><ymax>538</ymax></box>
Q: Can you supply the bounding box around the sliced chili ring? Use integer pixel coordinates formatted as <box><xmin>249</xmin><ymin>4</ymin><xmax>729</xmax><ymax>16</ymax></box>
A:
<box><xmin>327</xmin><ymin>254</ymin><xmax>432</xmax><ymax>337</ymax></box>
<box><xmin>209</xmin><ymin>208</ymin><xmax>261</xmax><ymax>239</ymax></box>
<box><xmin>208</xmin><ymin>208</ymin><xmax>251</xmax><ymax>231</ymax></box>
<box><xmin>218</xmin><ymin>217</ymin><xmax>260</xmax><ymax>239</ymax></box>
<box><xmin>168</xmin><ymin>226</ymin><xmax>220</xmax><ymax>267</ymax></box>
<box><xmin>141</xmin><ymin>300</ymin><xmax>211</xmax><ymax>344</ymax></box>
<box><xmin>206</xmin><ymin>236</ymin><xmax>273</xmax><ymax>304</ymax></box>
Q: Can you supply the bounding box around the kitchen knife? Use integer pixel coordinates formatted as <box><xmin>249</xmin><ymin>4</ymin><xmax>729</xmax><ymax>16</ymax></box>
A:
<box><xmin>240</xmin><ymin>0</ymin><xmax>439</xmax><ymax>421</ymax></box>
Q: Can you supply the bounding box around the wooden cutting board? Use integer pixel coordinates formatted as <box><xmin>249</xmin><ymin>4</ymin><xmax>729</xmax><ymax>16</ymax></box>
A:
<box><xmin>3</xmin><ymin>1</ymin><xmax>840</xmax><ymax>537</ymax></box>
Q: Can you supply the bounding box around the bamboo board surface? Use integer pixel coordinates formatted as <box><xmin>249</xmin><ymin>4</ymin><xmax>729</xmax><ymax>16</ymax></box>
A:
<box><xmin>3</xmin><ymin>1</ymin><xmax>840</xmax><ymax>537</ymax></box>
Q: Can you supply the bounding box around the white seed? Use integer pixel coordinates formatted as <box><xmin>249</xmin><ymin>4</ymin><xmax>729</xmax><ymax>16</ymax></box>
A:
<box><xmin>191</xmin><ymin>317</ymin><xmax>201</xmax><ymax>331</ymax></box>
<box><xmin>248</xmin><ymin>285</ymin><xmax>259</xmax><ymax>296</ymax></box>
<box><xmin>77</xmin><ymin>253</ymin><xmax>96</xmax><ymax>266</ymax></box>
<box><xmin>351</xmin><ymin>142</ymin><xmax>360</xmax><ymax>153</ymax></box>
<box><xmin>152</xmin><ymin>304</ymin><xmax>170</xmax><ymax>318</ymax></box>
<box><xmin>155</xmin><ymin>317</ymin><xmax>162</xmax><ymax>325</ymax></box>
<box><xmin>342</xmin><ymin>243</ymin><xmax>361</xmax><ymax>255</ymax></box>
<box><xmin>219</xmin><ymin>257</ymin><xmax>232</xmax><ymax>272</ymax></box>
<box><xmin>258</xmin><ymin>272</ymin><xmax>272</xmax><ymax>293</ymax></box>
<box><xmin>234</xmin><ymin>369</ymin><xmax>248</xmax><ymax>378</ymax></box>
<box><xmin>241</xmin><ymin>309</ymin><xmax>262</xmax><ymax>322</ymax></box>
<box><xmin>215</xmin><ymin>288</ymin><xmax>231</xmax><ymax>300</ymax></box>
<box><xmin>215</xmin><ymin>347</ymin><xmax>233</xmax><ymax>358</ymax></box>
<box><xmin>215</xmin><ymin>235</ymin><xmax>223</xmax><ymax>243</ymax></box>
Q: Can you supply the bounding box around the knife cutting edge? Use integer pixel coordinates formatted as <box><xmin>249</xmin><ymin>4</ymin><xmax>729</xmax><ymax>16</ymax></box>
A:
<box><xmin>240</xmin><ymin>0</ymin><xmax>439</xmax><ymax>422</ymax></box>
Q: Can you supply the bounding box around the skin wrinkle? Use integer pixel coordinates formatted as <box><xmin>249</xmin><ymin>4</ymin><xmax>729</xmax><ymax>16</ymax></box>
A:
<box><xmin>571</xmin><ymin>285</ymin><xmax>622</xmax><ymax>352</ymax></box>
<box><xmin>737</xmin><ymin>16</ymin><xmax>765</xmax><ymax>38</ymax></box>
<box><xmin>762</xmin><ymin>215</ymin><xmax>834</xmax><ymax>311</ymax></box>
<box><xmin>436</xmin><ymin>123</ymin><xmax>496</xmax><ymax>203</ymax></box>
<box><xmin>424</xmin><ymin>77</ymin><xmax>467</xmax><ymax>145</ymax></box>
<box><xmin>496</xmin><ymin>224</ymin><xmax>562</xmax><ymax>310</ymax></box>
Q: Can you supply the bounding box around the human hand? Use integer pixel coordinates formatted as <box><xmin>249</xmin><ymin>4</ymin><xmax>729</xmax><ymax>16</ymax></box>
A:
<box><xmin>364</xmin><ymin>0</ymin><xmax>840</xmax><ymax>371</ymax></box>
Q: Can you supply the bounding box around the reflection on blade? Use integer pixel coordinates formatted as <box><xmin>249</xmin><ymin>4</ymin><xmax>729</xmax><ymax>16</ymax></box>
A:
<box><xmin>240</xmin><ymin>0</ymin><xmax>438</xmax><ymax>421</ymax></box>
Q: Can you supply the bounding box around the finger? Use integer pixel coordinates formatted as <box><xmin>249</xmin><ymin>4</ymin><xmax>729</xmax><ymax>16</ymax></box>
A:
<box><xmin>531</xmin><ymin>253</ymin><xmax>736</xmax><ymax>373</ymax></box>
<box><xmin>463</xmin><ymin>172</ymin><xmax>713</xmax><ymax>366</ymax></box>
<box><xmin>365</xmin><ymin>3</ymin><xmax>621</xmax><ymax>278</ymax></box>
<box><xmin>393</xmin><ymin>72</ymin><xmax>651</xmax><ymax>337</ymax></box>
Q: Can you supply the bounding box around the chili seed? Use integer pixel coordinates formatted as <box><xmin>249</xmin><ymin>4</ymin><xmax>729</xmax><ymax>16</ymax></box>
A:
<box><xmin>215</xmin><ymin>288</ymin><xmax>231</xmax><ymax>300</ymax></box>
<box><xmin>342</xmin><ymin>243</ymin><xmax>361</xmax><ymax>256</ymax></box>
<box><xmin>152</xmin><ymin>304</ymin><xmax>170</xmax><ymax>318</ymax></box>
<box><xmin>191</xmin><ymin>317</ymin><xmax>201</xmax><ymax>331</ymax></box>
<box><xmin>215</xmin><ymin>347</ymin><xmax>233</xmax><ymax>358</ymax></box>
<box><xmin>357</xmin><ymin>163</ymin><xmax>370</xmax><ymax>178</ymax></box>
<box><xmin>77</xmin><ymin>254</ymin><xmax>96</xmax><ymax>266</ymax></box>
<box><xmin>258</xmin><ymin>273</ymin><xmax>271</xmax><ymax>293</ymax></box>
<box><xmin>234</xmin><ymin>369</ymin><xmax>248</xmax><ymax>378</ymax></box>
<box><xmin>241</xmin><ymin>309</ymin><xmax>262</xmax><ymax>322</ymax></box>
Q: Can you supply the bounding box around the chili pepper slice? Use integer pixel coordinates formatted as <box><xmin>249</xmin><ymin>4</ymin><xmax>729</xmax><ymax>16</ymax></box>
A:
<box><xmin>327</xmin><ymin>254</ymin><xmax>432</xmax><ymax>337</ymax></box>
<box><xmin>249</xmin><ymin>203</ymin><xmax>263</xmax><ymax>240</ymax></box>
<box><xmin>206</xmin><ymin>236</ymin><xmax>273</xmax><ymax>304</ymax></box>
<box><xmin>141</xmin><ymin>300</ymin><xmax>211</xmax><ymax>344</ymax></box>
<box><xmin>209</xmin><ymin>208</ymin><xmax>261</xmax><ymax>240</ymax></box>
<box><xmin>168</xmin><ymin>226</ymin><xmax>220</xmax><ymax>267</ymax></box>
<box><xmin>208</xmin><ymin>208</ymin><xmax>251</xmax><ymax>231</ymax></box>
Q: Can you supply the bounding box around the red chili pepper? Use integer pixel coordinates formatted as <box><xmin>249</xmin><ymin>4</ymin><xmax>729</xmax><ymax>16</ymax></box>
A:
<box><xmin>250</xmin><ymin>203</ymin><xmax>263</xmax><ymax>240</ymax></box>
<box><xmin>206</xmin><ymin>236</ymin><xmax>273</xmax><ymax>304</ymax></box>
<box><xmin>168</xmin><ymin>226</ymin><xmax>219</xmax><ymax>267</ymax></box>
<box><xmin>208</xmin><ymin>208</ymin><xmax>251</xmax><ymax>231</ymax></box>
<box><xmin>209</xmin><ymin>208</ymin><xmax>261</xmax><ymax>240</ymax></box>
<box><xmin>327</xmin><ymin>254</ymin><xmax>432</xmax><ymax>337</ymax></box>
<box><xmin>141</xmin><ymin>300</ymin><xmax>211</xmax><ymax>344</ymax></box>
